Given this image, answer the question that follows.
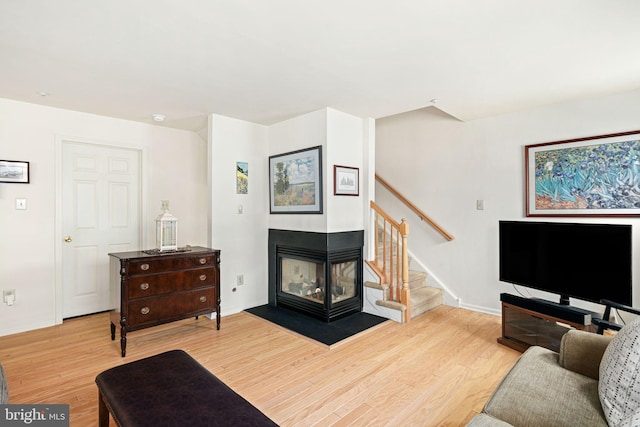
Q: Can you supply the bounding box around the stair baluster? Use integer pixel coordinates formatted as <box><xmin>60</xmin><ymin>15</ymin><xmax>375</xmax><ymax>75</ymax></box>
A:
<box><xmin>368</xmin><ymin>201</ymin><xmax>411</xmax><ymax>322</ymax></box>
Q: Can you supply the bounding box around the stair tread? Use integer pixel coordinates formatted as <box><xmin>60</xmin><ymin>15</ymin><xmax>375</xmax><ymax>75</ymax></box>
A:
<box><xmin>411</xmin><ymin>286</ymin><xmax>442</xmax><ymax>298</ymax></box>
<box><xmin>376</xmin><ymin>300</ymin><xmax>406</xmax><ymax>311</ymax></box>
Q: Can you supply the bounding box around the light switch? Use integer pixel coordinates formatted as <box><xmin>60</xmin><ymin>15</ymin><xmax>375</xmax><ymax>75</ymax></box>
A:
<box><xmin>476</xmin><ymin>199</ymin><xmax>484</xmax><ymax>210</ymax></box>
<box><xmin>15</xmin><ymin>198</ymin><xmax>27</xmax><ymax>210</ymax></box>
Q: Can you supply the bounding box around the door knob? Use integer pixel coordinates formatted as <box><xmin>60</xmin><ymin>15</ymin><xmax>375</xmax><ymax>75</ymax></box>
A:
<box><xmin>64</xmin><ymin>236</ymin><xmax>73</xmax><ymax>243</ymax></box>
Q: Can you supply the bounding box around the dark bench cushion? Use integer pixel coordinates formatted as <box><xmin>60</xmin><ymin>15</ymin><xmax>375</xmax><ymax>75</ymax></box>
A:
<box><xmin>96</xmin><ymin>350</ymin><xmax>277</xmax><ymax>426</ymax></box>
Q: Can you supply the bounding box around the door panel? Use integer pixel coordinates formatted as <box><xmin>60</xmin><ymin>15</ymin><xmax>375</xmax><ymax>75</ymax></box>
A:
<box><xmin>62</xmin><ymin>142</ymin><xmax>141</xmax><ymax>318</ymax></box>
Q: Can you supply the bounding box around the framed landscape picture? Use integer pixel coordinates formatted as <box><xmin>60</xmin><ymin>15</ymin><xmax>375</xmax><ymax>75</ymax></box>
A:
<box><xmin>236</xmin><ymin>161</ymin><xmax>248</xmax><ymax>194</ymax></box>
<box><xmin>269</xmin><ymin>146</ymin><xmax>322</xmax><ymax>214</ymax></box>
<box><xmin>526</xmin><ymin>130</ymin><xmax>640</xmax><ymax>216</ymax></box>
<box><xmin>0</xmin><ymin>160</ymin><xmax>29</xmax><ymax>183</ymax></box>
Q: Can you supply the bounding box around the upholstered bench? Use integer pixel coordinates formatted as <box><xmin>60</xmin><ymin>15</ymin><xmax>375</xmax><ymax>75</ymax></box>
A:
<box><xmin>96</xmin><ymin>350</ymin><xmax>277</xmax><ymax>426</ymax></box>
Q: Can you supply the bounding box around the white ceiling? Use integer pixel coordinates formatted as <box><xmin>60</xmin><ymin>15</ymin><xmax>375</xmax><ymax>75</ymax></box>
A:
<box><xmin>1</xmin><ymin>0</ymin><xmax>640</xmax><ymax>132</ymax></box>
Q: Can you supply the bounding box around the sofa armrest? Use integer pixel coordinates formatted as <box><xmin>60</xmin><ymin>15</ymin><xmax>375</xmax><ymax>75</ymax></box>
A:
<box><xmin>0</xmin><ymin>363</ymin><xmax>7</xmax><ymax>404</ymax></box>
<box><xmin>559</xmin><ymin>329</ymin><xmax>612</xmax><ymax>380</ymax></box>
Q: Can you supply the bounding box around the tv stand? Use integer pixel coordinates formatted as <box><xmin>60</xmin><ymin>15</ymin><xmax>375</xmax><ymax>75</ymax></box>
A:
<box><xmin>498</xmin><ymin>293</ymin><xmax>598</xmax><ymax>353</ymax></box>
<box><xmin>559</xmin><ymin>294</ymin><xmax>571</xmax><ymax>306</ymax></box>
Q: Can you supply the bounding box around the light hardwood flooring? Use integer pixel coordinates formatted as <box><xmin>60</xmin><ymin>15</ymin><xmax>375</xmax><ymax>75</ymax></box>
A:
<box><xmin>0</xmin><ymin>306</ymin><xmax>520</xmax><ymax>426</ymax></box>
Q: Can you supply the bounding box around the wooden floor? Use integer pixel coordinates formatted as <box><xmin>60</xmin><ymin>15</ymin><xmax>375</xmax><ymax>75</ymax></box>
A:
<box><xmin>0</xmin><ymin>306</ymin><xmax>520</xmax><ymax>426</ymax></box>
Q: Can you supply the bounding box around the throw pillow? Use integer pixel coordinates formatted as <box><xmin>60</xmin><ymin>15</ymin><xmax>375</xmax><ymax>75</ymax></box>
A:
<box><xmin>599</xmin><ymin>316</ymin><xmax>640</xmax><ymax>426</ymax></box>
<box><xmin>618</xmin><ymin>407</ymin><xmax>640</xmax><ymax>427</ymax></box>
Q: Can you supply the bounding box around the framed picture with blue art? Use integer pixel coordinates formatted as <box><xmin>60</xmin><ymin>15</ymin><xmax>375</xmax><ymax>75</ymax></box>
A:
<box><xmin>269</xmin><ymin>145</ymin><xmax>322</xmax><ymax>214</ymax></box>
<box><xmin>525</xmin><ymin>130</ymin><xmax>640</xmax><ymax>217</ymax></box>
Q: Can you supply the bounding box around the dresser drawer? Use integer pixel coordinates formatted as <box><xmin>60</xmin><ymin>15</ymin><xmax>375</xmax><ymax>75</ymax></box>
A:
<box><xmin>128</xmin><ymin>255</ymin><xmax>217</xmax><ymax>276</ymax></box>
<box><xmin>128</xmin><ymin>268</ymin><xmax>215</xmax><ymax>299</ymax></box>
<box><xmin>127</xmin><ymin>288</ymin><xmax>215</xmax><ymax>326</ymax></box>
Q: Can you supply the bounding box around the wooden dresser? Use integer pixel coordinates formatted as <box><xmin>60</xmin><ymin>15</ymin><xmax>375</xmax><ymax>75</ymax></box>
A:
<box><xmin>108</xmin><ymin>246</ymin><xmax>220</xmax><ymax>356</ymax></box>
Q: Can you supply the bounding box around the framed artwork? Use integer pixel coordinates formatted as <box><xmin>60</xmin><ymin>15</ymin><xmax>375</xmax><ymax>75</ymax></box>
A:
<box><xmin>334</xmin><ymin>165</ymin><xmax>359</xmax><ymax>196</ymax></box>
<box><xmin>0</xmin><ymin>160</ymin><xmax>29</xmax><ymax>183</ymax></box>
<box><xmin>236</xmin><ymin>161</ymin><xmax>248</xmax><ymax>194</ymax></box>
<box><xmin>525</xmin><ymin>130</ymin><xmax>640</xmax><ymax>216</ymax></box>
<box><xmin>269</xmin><ymin>146</ymin><xmax>322</xmax><ymax>214</ymax></box>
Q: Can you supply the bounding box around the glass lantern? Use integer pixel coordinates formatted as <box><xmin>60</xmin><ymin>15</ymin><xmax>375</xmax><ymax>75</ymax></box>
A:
<box><xmin>155</xmin><ymin>200</ymin><xmax>178</xmax><ymax>251</ymax></box>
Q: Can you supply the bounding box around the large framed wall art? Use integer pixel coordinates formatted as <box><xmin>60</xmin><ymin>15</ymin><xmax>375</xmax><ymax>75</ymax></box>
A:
<box><xmin>526</xmin><ymin>130</ymin><xmax>640</xmax><ymax>217</ymax></box>
<box><xmin>269</xmin><ymin>146</ymin><xmax>322</xmax><ymax>214</ymax></box>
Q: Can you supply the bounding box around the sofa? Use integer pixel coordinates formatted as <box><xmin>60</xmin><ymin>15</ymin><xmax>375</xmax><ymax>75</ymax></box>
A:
<box><xmin>0</xmin><ymin>363</ymin><xmax>7</xmax><ymax>404</ymax></box>
<box><xmin>467</xmin><ymin>316</ymin><xmax>640</xmax><ymax>427</ymax></box>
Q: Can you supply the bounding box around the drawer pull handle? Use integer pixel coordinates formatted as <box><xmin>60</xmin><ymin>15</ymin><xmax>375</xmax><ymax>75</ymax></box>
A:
<box><xmin>141</xmin><ymin>307</ymin><xmax>150</xmax><ymax>315</ymax></box>
<box><xmin>199</xmin><ymin>274</ymin><xmax>207</xmax><ymax>281</ymax></box>
<box><xmin>140</xmin><ymin>263</ymin><xmax>150</xmax><ymax>271</ymax></box>
<box><xmin>199</xmin><ymin>258</ymin><xmax>207</xmax><ymax>265</ymax></box>
<box><xmin>200</xmin><ymin>296</ymin><xmax>207</xmax><ymax>303</ymax></box>
<box><xmin>140</xmin><ymin>283</ymin><xmax>149</xmax><ymax>290</ymax></box>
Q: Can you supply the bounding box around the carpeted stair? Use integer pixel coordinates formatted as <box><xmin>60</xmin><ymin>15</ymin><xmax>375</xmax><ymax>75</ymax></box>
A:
<box><xmin>364</xmin><ymin>270</ymin><xmax>442</xmax><ymax>322</ymax></box>
<box><xmin>408</xmin><ymin>270</ymin><xmax>443</xmax><ymax>318</ymax></box>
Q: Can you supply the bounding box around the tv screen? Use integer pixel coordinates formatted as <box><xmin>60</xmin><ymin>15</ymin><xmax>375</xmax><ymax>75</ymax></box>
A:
<box><xmin>499</xmin><ymin>221</ymin><xmax>632</xmax><ymax>306</ymax></box>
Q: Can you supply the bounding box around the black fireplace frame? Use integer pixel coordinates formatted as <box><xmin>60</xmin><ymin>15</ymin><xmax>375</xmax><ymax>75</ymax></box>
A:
<box><xmin>268</xmin><ymin>229</ymin><xmax>364</xmax><ymax>322</ymax></box>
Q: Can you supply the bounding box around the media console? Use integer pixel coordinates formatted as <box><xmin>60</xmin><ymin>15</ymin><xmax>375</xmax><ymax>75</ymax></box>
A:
<box><xmin>498</xmin><ymin>293</ymin><xmax>599</xmax><ymax>352</ymax></box>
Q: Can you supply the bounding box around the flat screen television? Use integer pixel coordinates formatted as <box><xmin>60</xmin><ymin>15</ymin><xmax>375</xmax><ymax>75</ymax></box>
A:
<box><xmin>499</xmin><ymin>220</ymin><xmax>632</xmax><ymax>306</ymax></box>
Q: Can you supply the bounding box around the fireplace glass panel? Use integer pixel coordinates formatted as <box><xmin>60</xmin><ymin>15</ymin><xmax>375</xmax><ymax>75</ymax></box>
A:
<box><xmin>331</xmin><ymin>260</ymin><xmax>356</xmax><ymax>303</ymax></box>
<box><xmin>281</xmin><ymin>258</ymin><xmax>326</xmax><ymax>304</ymax></box>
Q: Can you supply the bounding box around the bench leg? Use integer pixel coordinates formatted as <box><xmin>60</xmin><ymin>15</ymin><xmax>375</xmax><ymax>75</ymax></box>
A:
<box><xmin>98</xmin><ymin>390</ymin><xmax>110</xmax><ymax>427</ymax></box>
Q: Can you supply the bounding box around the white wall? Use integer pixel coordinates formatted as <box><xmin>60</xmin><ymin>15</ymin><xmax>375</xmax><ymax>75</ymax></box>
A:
<box><xmin>0</xmin><ymin>98</ymin><xmax>208</xmax><ymax>336</ymax></box>
<box><xmin>376</xmin><ymin>89</ymin><xmax>640</xmax><ymax>315</ymax></box>
<box><xmin>268</xmin><ymin>108</ymin><xmax>365</xmax><ymax>233</ymax></box>
<box><xmin>209</xmin><ymin>108</ymin><xmax>368</xmax><ymax>317</ymax></box>
<box><xmin>326</xmin><ymin>108</ymin><xmax>365</xmax><ymax>232</ymax></box>
<box><xmin>208</xmin><ymin>114</ymin><xmax>269</xmax><ymax>316</ymax></box>
<box><xmin>0</xmin><ymin>102</ymin><xmax>368</xmax><ymax>336</ymax></box>
<box><xmin>268</xmin><ymin>109</ymin><xmax>329</xmax><ymax>233</ymax></box>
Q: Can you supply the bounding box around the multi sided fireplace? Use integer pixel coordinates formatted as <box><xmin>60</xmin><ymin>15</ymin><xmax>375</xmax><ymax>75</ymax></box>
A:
<box><xmin>268</xmin><ymin>229</ymin><xmax>363</xmax><ymax>322</ymax></box>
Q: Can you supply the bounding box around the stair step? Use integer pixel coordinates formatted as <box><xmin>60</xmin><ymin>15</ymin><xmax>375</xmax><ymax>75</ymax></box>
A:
<box><xmin>375</xmin><ymin>299</ymin><xmax>406</xmax><ymax>312</ymax></box>
<box><xmin>364</xmin><ymin>281</ymin><xmax>389</xmax><ymax>291</ymax></box>
<box><xmin>410</xmin><ymin>286</ymin><xmax>443</xmax><ymax>318</ymax></box>
<box><xmin>408</xmin><ymin>270</ymin><xmax>427</xmax><ymax>290</ymax></box>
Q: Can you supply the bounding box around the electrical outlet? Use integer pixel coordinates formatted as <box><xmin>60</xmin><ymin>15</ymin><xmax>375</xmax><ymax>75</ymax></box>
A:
<box><xmin>237</xmin><ymin>274</ymin><xmax>244</xmax><ymax>286</ymax></box>
<box><xmin>3</xmin><ymin>289</ymin><xmax>15</xmax><ymax>306</ymax></box>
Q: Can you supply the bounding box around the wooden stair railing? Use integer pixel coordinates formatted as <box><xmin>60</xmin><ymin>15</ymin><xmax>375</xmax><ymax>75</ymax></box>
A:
<box><xmin>367</xmin><ymin>201</ymin><xmax>411</xmax><ymax>321</ymax></box>
<box><xmin>376</xmin><ymin>174</ymin><xmax>454</xmax><ymax>241</ymax></box>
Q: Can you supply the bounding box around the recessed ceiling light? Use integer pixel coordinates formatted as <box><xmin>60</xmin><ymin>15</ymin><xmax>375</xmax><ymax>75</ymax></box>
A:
<box><xmin>152</xmin><ymin>114</ymin><xmax>165</xmax><ymax>122</ymax></box>
<box><xmin>430</xmin><ymin>98</ymin><xmax>439</xmax><ymax>104</ymax></box>
<box><xmin>38</xmin><ymin>91</ymin><xmax>49</xmax><ymax>97</ymax></box>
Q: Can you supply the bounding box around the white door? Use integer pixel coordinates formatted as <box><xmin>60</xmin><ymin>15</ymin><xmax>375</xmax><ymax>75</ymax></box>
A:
<box><xmin>62</xmin><ymin>141</ymin><xmax>141</xmax><ymax>318</ymax></box>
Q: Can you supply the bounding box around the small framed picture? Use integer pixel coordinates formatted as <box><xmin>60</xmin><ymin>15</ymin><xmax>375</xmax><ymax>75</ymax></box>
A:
<box><xmin>236</xmin><ymin>161</ymin><xmax>248</xmax><ymax>194</ymax></box>
<box><xmin>334</xmin><ymin>165</ymin><xmax>359</xmax><ymax>196</ymax></box>
<box><xmin>0</xmin><ymin>160</ymin><xmax>30</xmax><ymax>183</ymax></box>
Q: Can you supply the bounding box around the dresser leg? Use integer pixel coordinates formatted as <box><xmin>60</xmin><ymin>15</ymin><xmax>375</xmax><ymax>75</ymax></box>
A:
<box><xmin>110</xmin><ymin>322</ymin><xmax>116</xmax><ymax>340</ymax></box>
<box><xmin>120</xmin><ymin>317</ymin><xmax>127</xmax><ymax>357</ymax></box>
<box><xmin>121</xmin><ymin>333</ymin><xmax>127</xmax><ymax>357</ymax></box>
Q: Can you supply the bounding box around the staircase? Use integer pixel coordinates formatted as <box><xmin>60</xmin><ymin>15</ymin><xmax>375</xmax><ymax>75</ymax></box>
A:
<box><xmin>364</xmin><ymin>266</ymin><xmax>443</xmax><ymax>323</ymax></box>
<box><xmin>364</xmin><ymin>200</ymin><xmax>444</xmax><ymax>323</ymax></box>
